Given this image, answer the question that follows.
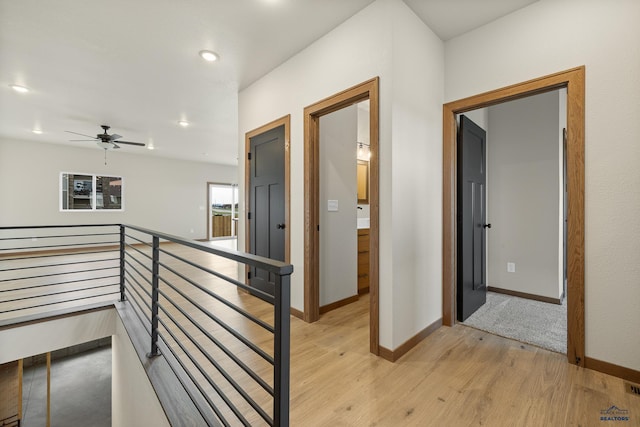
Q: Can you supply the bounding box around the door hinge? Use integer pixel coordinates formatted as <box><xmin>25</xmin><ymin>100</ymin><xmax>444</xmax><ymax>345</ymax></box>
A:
<box><xmin>247</xmin><ymin>152</ymin><xmax>252</xmax><ymax>160</ymax></box>
<box><xmin>317</xmin><ymin>224</ymin><xmax>320</xmax><ymax>231</ymax></box>
<box><xmin>248</xmin><ymin>212</ymin><xmax>251</xmax><ymax>220</ymax></box>
<box><xmin>248</xmin><ymin>271</ymin><xmax>251</xmax><ymax>279</ymax></box>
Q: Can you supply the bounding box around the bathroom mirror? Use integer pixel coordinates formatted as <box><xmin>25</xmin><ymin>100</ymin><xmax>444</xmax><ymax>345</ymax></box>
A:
<box><xmin>357</xmin><ymin>160</ymin><xmax>369</xmax><ymax>204</ymax></box>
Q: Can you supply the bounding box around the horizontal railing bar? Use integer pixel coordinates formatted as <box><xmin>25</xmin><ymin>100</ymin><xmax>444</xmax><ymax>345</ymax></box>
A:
<box><xmin>155</xmin><ymin>331</ymin><xmax>233</xmax><ymax>427</ymax></box>
<box><xmin>157</xmin><ymin>259</ymin><xmax>274</xmax><ymax>333</ymax></box>
<box><xmin>0</xmin><ymin>240</ymin><xmax>119</xmax><ymax>252</ymax></box>
<box><xmin>159</xmin><ymin>249</ymin><xmax>275</xmax><ymax>303</ymax></box>
<box><xmin>124</xmin><ymin>224</ymin><xmax>292</xmax><ymax>276</ymax></box>
<box><xmin>0</xmin><ymin>232</ymin><xmax>118</xmax><ymax>241</ymax></box>
<box><xmin>0</xmin><ymin>290</ymin><xmax>119</xmax><ymax>314</ymax></box>
<box><xmin>1</xmin><ymin>282</ymin><xmax>119</xmax><ymax>304</ymax></box>
<box><xmin>0</xmin><ymin>274</ymin><xmax>119</xmax><ymax>294</ymax></box>
<box><xmin>158</xmin><ymin>319</ymin><xmax>249</xmax><ymax>427</ymax></box>
<box><xmin>124</xmin><ymin>242</ymin><xmax>153</xmax><ymax>262</ymax></box>
<box><xmin>0</xmin><ymin>265</ymin><xmax>119</xmax><ymax>284</ymax></box>
<box><xmin>123</xmin><ymin>256</ymin><xmax>153</xmax><ymax>279</ymax></box>
<box><xmin>0</xmin><ymin>249</ymin><xmax>118</xmax><ymax>262</ymax></box>
<box><xmin>158</xmin><ymin>305</ymin><xmax>273</xmax><ymax>425</ymax></box>
<box><xmin>122</xmin><ymin>295</ymin><xmax>153</xmax><ymax>336</ymax></box>
<box><xmin>0</xmin><ymin>257</ymin><xmax>120</xmax><ymax>273</ymax></box>
<box><xmin>158</xmin><ymin>277</ymin><xmax>274</xmax><ymax>364</ymax></box>
<box><xmin>0</xmin><ymin>224</ymin><xmax>120</xmax><ymax>231</ymax></box>
<box><xmin>124</xmin><ymin>233</ymin><xmax>152</xmax><ymax>247</ymax></box>
<box><xmin>122</xmin><ymin>285</ymin><xmax>152</xmax><ymax>328</ymax></box>
<box><xmin>158</xmin><ymin>286</ymin><xmax>274</xmax><ymax>396</ymax></box>
<box><xmin>124</xmin><ymin>276</ymin><xmax>153</xmax><ymax>310</ymax></box>
<box><xmin>124</xmin><ymin>271</ymin><xmax>153</xmax><ymax>300</ymax></box>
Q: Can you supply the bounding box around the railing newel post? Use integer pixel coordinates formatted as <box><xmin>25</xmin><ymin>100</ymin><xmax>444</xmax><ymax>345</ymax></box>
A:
<box><xmin>148</xmin><ymin>235</ymin><xmax>160</xmax><ymax>358</ymax></box>
<box><xmin>273</xmin><ymin>271</ymin><xmax>291</xmax><ymax>427</ymax></box>
<box><xmin>119</xmin><ymin>225</ymin><xmax>126</xmax><ymax>302</ymax></box>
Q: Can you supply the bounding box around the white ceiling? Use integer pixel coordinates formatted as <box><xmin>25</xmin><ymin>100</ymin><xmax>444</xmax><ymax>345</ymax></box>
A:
<box><xmin>405</xmin><ymin>0</ymin><xmax>539</xmax><ymax>42</ymax></box>
<box><xmin>0</xmin><ymin>0</ymin><xmax>538</xmax><ymax>166</ymax></box>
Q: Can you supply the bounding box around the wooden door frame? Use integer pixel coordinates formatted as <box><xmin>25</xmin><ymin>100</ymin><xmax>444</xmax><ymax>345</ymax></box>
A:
<box><xmin>244</xmin><ymin>115</ymin><xmax>291</xmax><ymax>272</ymax></box>
<box><xmin>442</xmin><ymin>66</ymin><xmax>585</xmax><ymax>366</ymax></box>
<box><xmin>303</xmin><ymin>77</ymin><xmax>380</xmax><ymax>355</ymax></box>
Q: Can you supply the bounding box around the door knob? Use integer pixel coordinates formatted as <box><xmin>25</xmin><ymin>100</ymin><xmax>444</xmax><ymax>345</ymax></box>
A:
<box><xmin>277</xmin><ymin>223</ymin><xmax>286</xmax><ymax>229</ymax></box>
<box><xmin>483</xmin><ymin>223</ymin><xmax>492</xmax><ymax>229</ymax></box>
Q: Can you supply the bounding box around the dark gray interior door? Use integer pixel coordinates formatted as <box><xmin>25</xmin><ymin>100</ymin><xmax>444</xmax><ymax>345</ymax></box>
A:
<box><xmin>249</xmin><ymin>125</ymin><xmax>285</xmax><ymax>299</ymax></box>
<box><xmin>457</xmin><ymin>115</ymin><xmax>487</xmax><ymax>321</ymax></box>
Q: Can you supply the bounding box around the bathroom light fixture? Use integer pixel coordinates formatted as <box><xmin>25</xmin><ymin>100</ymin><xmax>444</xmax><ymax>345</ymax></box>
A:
<box><xmin>178</xmin><ymin>120</ymin><xmax>189</xmax><ymax>127</ymax></box>
<box><xmin>199</xmin><ymin>50</ymin><xmax>219</xmax><ymax>62</ymax></box>
<box><xmin>10</xmin><ymin>84</ymin><xmax>29</xmax><ymax>93</ymax></box>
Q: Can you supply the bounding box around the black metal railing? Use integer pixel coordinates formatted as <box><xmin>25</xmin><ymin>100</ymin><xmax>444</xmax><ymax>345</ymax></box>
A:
<box><xmin>0</xmin><ymin>224</ymin><xmax>121</xmax><ymax>319</ymax></box>
<box><xmin>0</xmin><ymin>224</ymin><xmax>292</xmax><ymax>427</ymax></box>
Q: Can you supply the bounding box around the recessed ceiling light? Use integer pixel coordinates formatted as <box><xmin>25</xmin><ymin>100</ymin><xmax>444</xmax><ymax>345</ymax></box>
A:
<box><xmin>199</xmin><ymin>50</ymin><xmax>219</xmax><ymax>62</ymax></box>
<box><xmin>178</xmin><ymin>120</ymin><xmax>189</xmax><ymax>127</ymax></box>
<box><xmin>10</xmin><ymin>84</ymin><xmax>29</xmax><ymax>93</ymax></box>
<box><xmin>32</xmin><ymin>129</ymin><xmax>43</xmax><ymax>134</ymax></box>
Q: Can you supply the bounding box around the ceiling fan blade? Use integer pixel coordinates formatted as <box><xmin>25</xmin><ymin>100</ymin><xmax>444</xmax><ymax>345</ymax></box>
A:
<box><xmin>112</xmin><ymin>143</ymin><xmax>121</xmax><ymax>149</ymax></box>
<box><xmin>116</xmin><ymin>140</ymin><xmax>146</xmax><ymax>147</ymax></box>
<box><xmin>65</xmin><ymin>130</ymin><xmax>98</xmax><ymax>139</ymax></box>
<box><xmin>110</xmin><ymin>133</ymin><xmax>123</xmax><ymax>140</ymax></box>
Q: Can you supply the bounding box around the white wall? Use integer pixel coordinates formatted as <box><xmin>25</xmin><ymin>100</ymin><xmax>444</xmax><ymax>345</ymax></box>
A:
<box><xmin>239</xmin><ymin>0</ymin><xmax>444</xmax><ymax>349</ymax></box>
<box><xmin>445</xmin><ymin>0</ymin><xmax>640</xmax><ymax>371</ymax></box>
<box><xmin>486</xmin><ymin>91</ymin><xmax>560</xmax><ymax>300</ymax></box>
<box><xmin>319</xmin><ymin>106</ymin><xmax>358</xmax><ymax>306</ymax></box>
<box><xmin>388</xmin><ymin>0</ymin><xmax>444</xmax><ymax>347</ymax></box>
<box><xmin>0</xmin><ymin>138</ymin><xmax>236</xmax><ymax>239</ymax></box>
<box><xmin>0</xmin><ymin>309</ymin><xmax>116</xmax><ymax>364</ymax></box>
<box><xmin>112</xmin><ymin>316</ymin><xmax>171</xmax><ymax>427</ymax></box>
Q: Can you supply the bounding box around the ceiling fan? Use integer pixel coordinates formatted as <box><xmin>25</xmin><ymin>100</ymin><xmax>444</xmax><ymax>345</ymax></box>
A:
<box><xmin>66</xmin><ymin>125</ymin><xmax>146</xmax><ymax>164</ymax></box>
<box><xmin>66</xmin><ymin>125</ymin><xmax>146</xmax><ymax>150</ymax></box>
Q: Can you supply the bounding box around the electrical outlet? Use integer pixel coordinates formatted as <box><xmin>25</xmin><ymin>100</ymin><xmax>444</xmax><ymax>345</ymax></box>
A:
<box><xmin>507</xmin><ymin>262</ymin><xmax>516</xmax><ymax>273</ymax></box>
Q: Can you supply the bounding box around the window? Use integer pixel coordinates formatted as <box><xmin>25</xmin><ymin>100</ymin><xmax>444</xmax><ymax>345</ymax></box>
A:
<box><xmin>61</xmin><ymin>173</ymin><xmax>123</xmax><ymax>211</ymax></box>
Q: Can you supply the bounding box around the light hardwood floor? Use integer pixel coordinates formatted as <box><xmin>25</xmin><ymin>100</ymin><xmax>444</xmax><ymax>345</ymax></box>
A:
<box><xmin>289</xmin><ymin>295</ymin><xmax>639</xmax><ymax>426</ymax></box>
<box><xmin>2</xmin><ymin>244</ymin><xmax>638</xmax><ymax>426</ymax></box>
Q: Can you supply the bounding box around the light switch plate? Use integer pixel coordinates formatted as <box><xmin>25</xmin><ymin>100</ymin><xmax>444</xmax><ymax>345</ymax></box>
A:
<box><xmin>507</xmin><ymin>262</ymin><xmax>516</xmax><ymax>273</ymax></box>
<box><xmin>328</xmin><ymin>200</ymin><xmax>339</xmax><ymax>212</ymax></box>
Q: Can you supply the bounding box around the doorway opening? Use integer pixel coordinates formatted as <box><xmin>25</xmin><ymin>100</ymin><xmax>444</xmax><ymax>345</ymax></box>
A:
<box><xmin>456</xmin><ymin>88</ymin><xmax>568</xmax><ymax>354</ymax></box>
<box><xmin>207</xmin><ymin>182</ymin><xmax>238</xmax><ymax>245</ymax></box>
<box><xmin>303</xmin><ymin>77</ymin><xmax>380</xmax><ymax>355</ymax></box>
<box><xmin>442</xmin><ymin>67</ymin><xmax>585</xmax><ymax>366</ymax></box>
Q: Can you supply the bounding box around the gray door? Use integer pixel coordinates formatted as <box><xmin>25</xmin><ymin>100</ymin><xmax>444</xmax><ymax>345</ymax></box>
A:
<box><xmin>457</xmin><ymin>115</ymin><xmax>488</xmax><ymax>321</ymax></box>
<box><xmin>249</xmin><ymin>125</ymin><xmax>285</xmax><ymax>299</ymax></box>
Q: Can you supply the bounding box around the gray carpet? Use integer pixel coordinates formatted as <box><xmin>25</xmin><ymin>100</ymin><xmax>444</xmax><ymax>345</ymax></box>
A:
<box><xmin>462</xmin><ymin>292</ymin><xmax>566</xmax><ymax>354</ymax></box>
